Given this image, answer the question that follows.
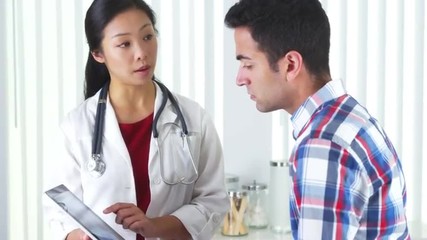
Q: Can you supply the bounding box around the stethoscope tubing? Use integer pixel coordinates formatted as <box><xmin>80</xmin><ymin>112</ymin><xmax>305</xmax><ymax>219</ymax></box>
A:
<box><xmin>92</xmin><ymin>83</ymin><xmax>109</xmax><ymax>158</ymax></box>
<box><xmin>90</xmin><ymin>79</ymin><xmax>188</xmax><ymax>177</ymax></box>
<box><xmin>153</xmin><ymin>80</ymin><xmax>188</xmax><ymax>137</ymax></box>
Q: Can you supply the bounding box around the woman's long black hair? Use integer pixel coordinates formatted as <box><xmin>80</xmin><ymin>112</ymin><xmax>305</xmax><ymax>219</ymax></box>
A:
<box><xmin>84</xmin><ymin>0</ymin><xmax>157</xmax><ymax>99</ymax></box>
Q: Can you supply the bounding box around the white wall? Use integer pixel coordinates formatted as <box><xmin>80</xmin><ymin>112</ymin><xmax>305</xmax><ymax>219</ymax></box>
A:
<box><xmin>222</xmin><ymin>0</ymin><xmax>272</xmax><ymax>185</ymax></box>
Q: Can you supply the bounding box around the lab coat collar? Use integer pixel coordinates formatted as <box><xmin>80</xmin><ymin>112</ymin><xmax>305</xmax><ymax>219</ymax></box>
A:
<box><xmin>151</xmin><ymin>81</ymin><xmax>179</xmax><ymax>159</ymax></box>
<box><xmin>102</xmin><ymin>92</ymin><xmax>132</xmax><ymax>167</ymax></box>
<box><xmin>153</xmin><ymin>81</ymin><xmax>178</xmax><ymax>130</ymax></box>
<box><xmin>89</xmin><ymin>82</ymin><xmax>179</xmax><ymax>167</ymax></box>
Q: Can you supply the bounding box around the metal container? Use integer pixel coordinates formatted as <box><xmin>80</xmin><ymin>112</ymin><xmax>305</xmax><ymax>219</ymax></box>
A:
<box><xmin>269</xmin><ymin>161</ymin><xmax>291</xmax><ymax>233</ymax></box>
<box><xmin>225</xmin><ymin>173</ymin><xmax>239</xmax><ymax>191</ymax></box>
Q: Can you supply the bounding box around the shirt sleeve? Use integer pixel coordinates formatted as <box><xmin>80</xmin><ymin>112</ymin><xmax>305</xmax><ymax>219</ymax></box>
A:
<box><xmin>290</xmin><ymin>138</ymin><xmax>371</xmax><ymax>240</ymax></box>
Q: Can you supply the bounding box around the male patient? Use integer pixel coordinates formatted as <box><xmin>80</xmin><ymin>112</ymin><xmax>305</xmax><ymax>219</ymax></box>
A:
<box><xmin>225</xmin><ymin>0</ymin><xmax>410</xmax><ymax>239</ymax></box>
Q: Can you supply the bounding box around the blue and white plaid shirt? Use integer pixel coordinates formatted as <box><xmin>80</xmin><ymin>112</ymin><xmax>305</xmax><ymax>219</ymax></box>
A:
<box><xmin>289</xmin><ymin>79</ymin><xmax>410</xmax><ymax>239</ymax></box>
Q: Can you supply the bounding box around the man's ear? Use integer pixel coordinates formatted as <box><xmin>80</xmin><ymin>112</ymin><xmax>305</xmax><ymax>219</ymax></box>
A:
<box><xmin>278</xmin><ymin>50</ymin><xmax>303</xmax><ymax>82</ymax></box>
<box><xmin>91</xmin><ymin>50</ymin><xmax>105</xmax><ymax>64</ymax></box>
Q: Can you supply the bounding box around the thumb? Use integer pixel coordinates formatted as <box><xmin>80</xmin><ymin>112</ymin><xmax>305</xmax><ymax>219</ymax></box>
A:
<box><xmin>80</xmin><ymin>232</ymin><xmax>91</xmax><ymax>240</ymax></box>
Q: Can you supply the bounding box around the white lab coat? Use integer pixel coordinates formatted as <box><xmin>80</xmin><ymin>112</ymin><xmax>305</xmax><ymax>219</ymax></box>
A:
<box><xmin>43</xmin><ymin>82</ymin><xmax>229</xmax><ymax>240</ymax></box>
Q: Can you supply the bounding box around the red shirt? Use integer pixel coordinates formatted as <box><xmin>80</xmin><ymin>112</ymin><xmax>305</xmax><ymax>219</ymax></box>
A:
<box><xmin>119</xmin><ymin>113</ymin><xmax>153</xmax><ymax>240</ymax></box>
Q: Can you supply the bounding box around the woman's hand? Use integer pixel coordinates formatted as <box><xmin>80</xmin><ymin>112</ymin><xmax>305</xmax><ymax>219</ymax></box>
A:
<box><xmin>65</xmin><ymin>229</ymin><xmax>91</xmax><ymax>240</ymax></box>
<box><xmin>103</xmin><ymin>203</ymin><xmax>150</xmax><ymax>235</ymax></box>
<box><xmin>104</xmin><ymin>203</ymin><xmax>191</xmax><ymax>239</ymax></box>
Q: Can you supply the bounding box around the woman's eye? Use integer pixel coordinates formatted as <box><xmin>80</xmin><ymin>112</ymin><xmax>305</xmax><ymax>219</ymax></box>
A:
<box><xmin>143</xmin><ymin>34</ymin><xmax>153</xmax><ymax>41</ymax></box>
<box><xmin>118</xmin><ymin>42</ymin><xmax>130</xmax><ymax>48</ymax></box>
<box><xmin>243</xmin><ymin>65</ymin><xmax>252</xmax><ymax>69</ymax></box>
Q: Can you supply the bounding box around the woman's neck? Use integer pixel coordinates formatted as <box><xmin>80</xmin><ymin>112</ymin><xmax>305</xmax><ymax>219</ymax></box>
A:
<box><xmin>108</xmin><ymin>80</ymin><xmax>156</xmax><ymax>124</ymax></box>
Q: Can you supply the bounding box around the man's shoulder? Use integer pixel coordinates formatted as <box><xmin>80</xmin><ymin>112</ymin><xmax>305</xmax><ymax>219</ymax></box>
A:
<box><xmin>306</xmin><ymin>95</ymin><xmax>374</xmax><ymax>146</ymax></box>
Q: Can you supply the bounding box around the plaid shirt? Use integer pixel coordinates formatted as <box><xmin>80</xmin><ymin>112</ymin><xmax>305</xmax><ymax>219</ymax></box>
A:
<box><xmin>289</xmin><ymin>80</ymin><xmax>410</xmax><ymax>239</ymax></box>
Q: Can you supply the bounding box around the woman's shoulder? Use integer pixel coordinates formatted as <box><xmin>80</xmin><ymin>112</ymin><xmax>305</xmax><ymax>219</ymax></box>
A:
<box><xmin>171</xmin><ymin>93</ymin><xmax>218</xmax><ymax>129</ymax></box>
<box><xmin>173</xmin><ymin>93</ymin><xmax>204</xmax><ymax>112</ymax></box>
<box><xmin>60</xmin><ymin>95</ymin><xmax>97</xmax><ymax>132</ymax></box>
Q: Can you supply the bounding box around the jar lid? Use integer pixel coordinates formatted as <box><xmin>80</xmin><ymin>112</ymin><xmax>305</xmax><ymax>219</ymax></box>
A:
<box><xmin>227</xmin><ymin>190</ymin><xmax>247</xmax><ymax>198</ymax></box>
<box><xmin>270</xmin><ymin>161</ymin><xmax>290</xmax><ymax>167</ymax></box>
<box><xmin>242</xmin><ymin>180</ymin><xmax>267</xmax><ymax>191</ymax></box>
<box><xmin>225</xmin><ymin>173</ymin><xmax>239</xmax><ymax>183</ymax></box>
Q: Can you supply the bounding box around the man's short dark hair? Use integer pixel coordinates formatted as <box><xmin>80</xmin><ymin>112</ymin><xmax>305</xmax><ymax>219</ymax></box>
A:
<box><xmin>225</xmin><ymin>0</ymin><xmax>330</xmax><ymax>78</ymax></box>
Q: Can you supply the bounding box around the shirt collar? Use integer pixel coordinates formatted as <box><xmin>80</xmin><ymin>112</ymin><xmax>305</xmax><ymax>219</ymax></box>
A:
<box><xmin>290</xmin><ymin>79</ymin><xmax>346</xmax><ymax>139</ymax></box>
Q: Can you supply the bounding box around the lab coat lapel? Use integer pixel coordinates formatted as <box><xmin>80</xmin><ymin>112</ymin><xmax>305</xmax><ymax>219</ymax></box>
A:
<box><xmin>102</xmin><ymin>94</ymin><xmax>132</xmax><ymax>167</ymax></box>
<box><xmin>149</xmin><ymin>82</ymin><xmax>178</xmax><ymax>159</ymax></box>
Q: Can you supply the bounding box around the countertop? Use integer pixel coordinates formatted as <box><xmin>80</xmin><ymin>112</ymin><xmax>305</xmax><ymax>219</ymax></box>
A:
<box><xmin>213</xmin><ymin>228</ymin><xmax>292</xmax><ymax>240</ymax></box>
<box><xmin>213</xmin><ymin>222</ymin><xmax>427</xmax><ymax>239</ymax></box>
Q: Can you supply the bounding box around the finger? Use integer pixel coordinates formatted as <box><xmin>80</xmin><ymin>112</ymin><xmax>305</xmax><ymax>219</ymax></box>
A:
<box><xmin>79</xmin><ymin>231</ymin><xmax>91</xmax><ymax>240</ymax></box>
<box><xmin>128</xmin><ymin>218</ymin><xmax>146</xmax><ymax>233</ymax></box>
<box><xmin>115</xmin><ymin>206</ymin><xmax>142</xmax><ymax>224</ymax></box>
<box><xmin>116</xmin><ymin>205</ymin><xmax>140</xmax><ymax>217</ymax></box>
<box><xmin>122</xmin><ymin>215</ymin><xmax>145</xmax><ymax>230</ymax></box>
<box><xmin>115</xmin><ymin>213</ymin><xmax>124</xmax><ymax>225</ymax></box>
<box><xmin>82</xmin><ymin>234</ymin><xmax>92</xmax><ymax>240</ymax></box>
<box><xmin>103</xmin><ymin>202</ymin><xmax>132</xmax><ymax>214</ymax></box>
<box><xmin>116</xmin><ymin>206</ymin><xmax>146</xmax><ymax>229</ymax></box>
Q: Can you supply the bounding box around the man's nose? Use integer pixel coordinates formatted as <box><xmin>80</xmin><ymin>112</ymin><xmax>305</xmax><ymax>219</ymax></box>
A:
<box><xmin>236</xmin><ymin>68</ymin><xmax>248</xmax><ymax>86</ymax></box>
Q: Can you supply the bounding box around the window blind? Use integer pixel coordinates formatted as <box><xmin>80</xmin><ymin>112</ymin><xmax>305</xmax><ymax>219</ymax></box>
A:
<box><xmin>2</xmin><ymin>0</ymin><xmax>426</xmax><ymax>238</ymax></box>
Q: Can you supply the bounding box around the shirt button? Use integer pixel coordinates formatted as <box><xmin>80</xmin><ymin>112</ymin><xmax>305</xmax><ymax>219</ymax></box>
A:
<box><xmin>153</xmin><ymin>178</ymin><xmax>161</xmax><ymax>185</ymax></box>
<box><xmin>213</xmin><ymin>215</ymin><xmax>221</xmax><ymax>224</ymax></box>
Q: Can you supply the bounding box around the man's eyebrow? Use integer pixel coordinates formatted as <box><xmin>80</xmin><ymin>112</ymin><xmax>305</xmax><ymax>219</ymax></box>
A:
<box><xmin>236</xmin><ymin>54</ymin><xmax>251</xmax><ymax>61</ymax></box>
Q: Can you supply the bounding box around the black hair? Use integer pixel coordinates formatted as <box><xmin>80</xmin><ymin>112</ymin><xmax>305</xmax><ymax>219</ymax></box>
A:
<box><xmin>224</xmin><ymin>0</ymin><xmax>330</xmax><ymax>79</ymax></box>
<box><xmin>84</xmin><ymin>0</ymin><xmax>157</xmax><ymax>99</ymax></box>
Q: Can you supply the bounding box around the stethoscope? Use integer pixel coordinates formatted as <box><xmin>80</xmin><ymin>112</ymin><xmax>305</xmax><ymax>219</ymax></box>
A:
<box><xmin>87</xmin><ymin>80</ymin><xmax>196</xmax><ymax>183</ymax></box>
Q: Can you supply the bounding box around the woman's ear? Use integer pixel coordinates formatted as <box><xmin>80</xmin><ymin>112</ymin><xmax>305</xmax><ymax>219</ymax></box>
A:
<box><xmin>279</xmin><ymin>50</ymin><xmax>303</xmax><ymax>82</ymax></box>
<box><xmin>91</xmin><ymin>50</ymin><xmax>105</xmax><ymax>64</ymax></box>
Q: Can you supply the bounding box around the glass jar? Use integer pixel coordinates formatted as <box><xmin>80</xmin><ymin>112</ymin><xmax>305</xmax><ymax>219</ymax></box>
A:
<box><xmin>225</xmin><ymin>173</ymin><xmax>239</xmax><ymax>191</ymax></box>
<box><xmin>222</xmin><ymin>190</ymin><xmax>249</xmax><ymax>236</ymax></box>
<box><xmin>241</xmin><ymin>180</ymin><xmax>268</xmax><ymax>228</ymax></box>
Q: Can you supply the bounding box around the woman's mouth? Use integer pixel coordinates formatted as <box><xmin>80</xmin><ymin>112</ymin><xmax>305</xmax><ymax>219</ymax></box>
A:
<box><xmin>133</xmin><ymin>65</ymin><xmax>151</xmax><ymax>78</ymax></box>
<box><xmin>135</xmin><ymin>65</ymin><xmax>150</xmax><ymax>72</ymax></box>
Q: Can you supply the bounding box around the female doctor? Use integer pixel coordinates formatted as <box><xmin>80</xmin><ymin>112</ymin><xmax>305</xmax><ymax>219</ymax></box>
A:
<box><xmin>43</xmin><ymin>0</ymin><xmax>229</xmax><ymax>239</ymax></box>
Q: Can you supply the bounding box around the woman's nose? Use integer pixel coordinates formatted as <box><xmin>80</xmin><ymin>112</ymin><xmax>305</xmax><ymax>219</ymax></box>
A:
<box><xmin>135</xmin><ymin>43</ymin><xmax>147</xmax><ymax>61</ymax></box>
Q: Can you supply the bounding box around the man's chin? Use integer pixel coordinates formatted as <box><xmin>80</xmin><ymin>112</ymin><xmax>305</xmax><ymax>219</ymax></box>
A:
<box><xmin>256</xmin><ymin>103</ymin><xmax>280</xmax><ymax>113</ymax></box>
<box><xmin>256</xmin><ymin>104</ymin><xmax>273</xmax><ymax>113</ymax></box>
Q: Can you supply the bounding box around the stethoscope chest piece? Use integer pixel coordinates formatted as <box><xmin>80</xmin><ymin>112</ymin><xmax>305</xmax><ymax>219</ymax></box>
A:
<box><xmin>87</xmin><ymin>154</ymin><xmax>106</xmax><ymax>178</ymax></box>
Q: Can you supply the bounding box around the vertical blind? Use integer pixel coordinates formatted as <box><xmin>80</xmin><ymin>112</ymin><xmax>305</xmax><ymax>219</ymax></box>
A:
<box><xmin>0</xmin><ymin>0</ymin><xmax>8</xmax><ymax>239</ymax></box>
<box><xmin>3</xmin><ymin>0</ymin><xmax>425</xmax><ymax>239</ymax></box>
